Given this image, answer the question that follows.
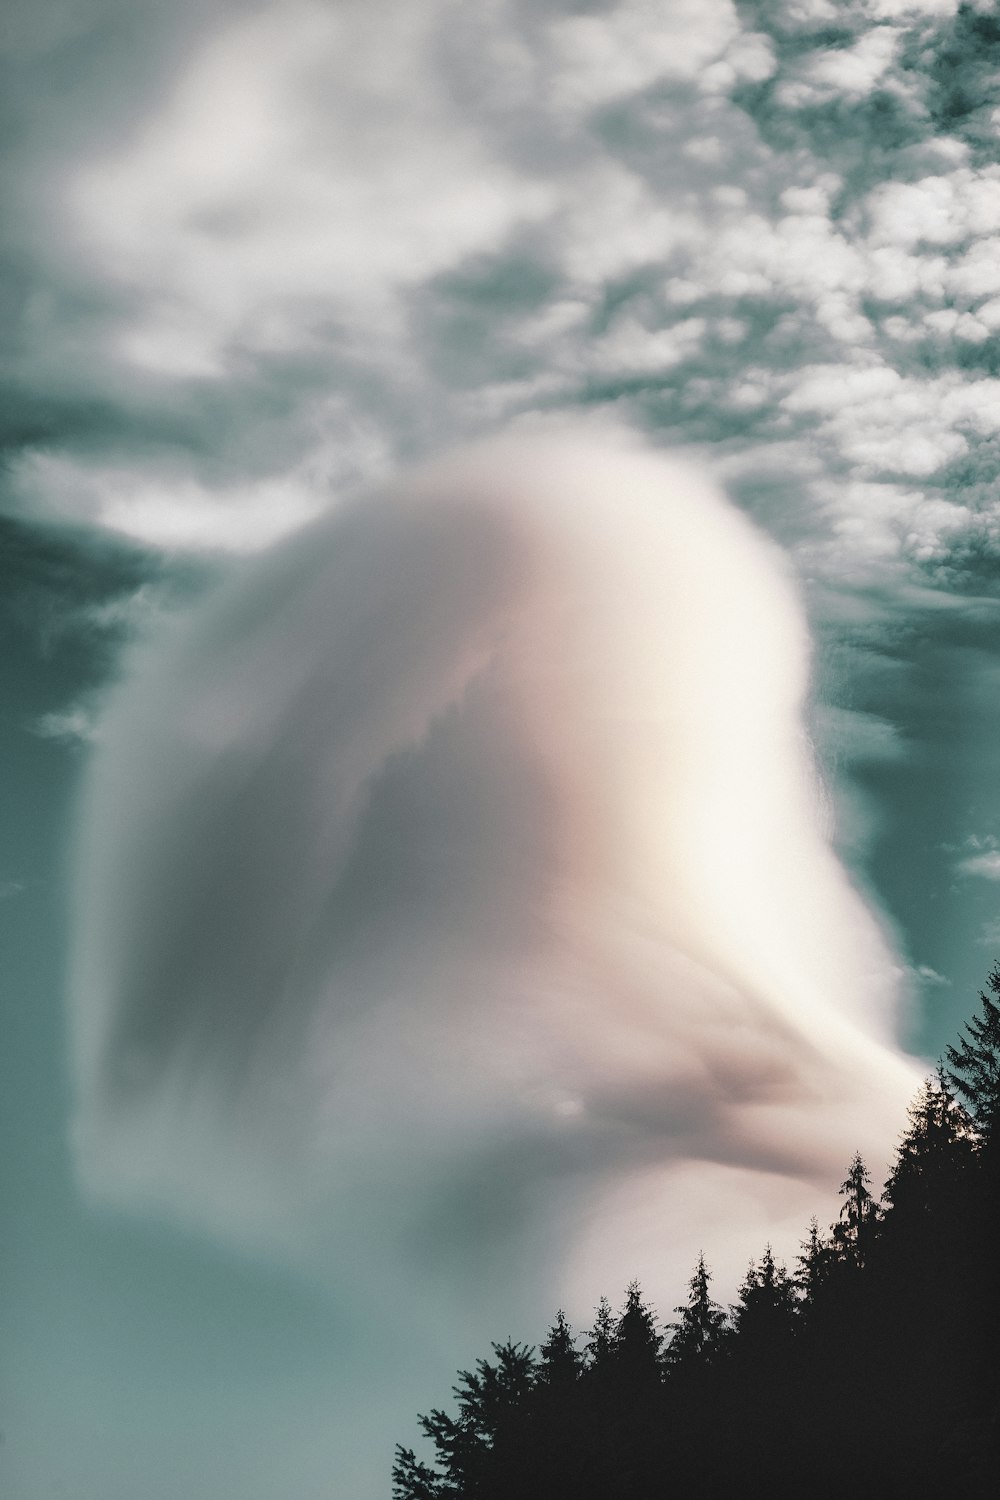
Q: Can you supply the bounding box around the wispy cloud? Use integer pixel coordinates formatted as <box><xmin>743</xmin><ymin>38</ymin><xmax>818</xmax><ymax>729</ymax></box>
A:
<box><xmin>32</xmin><ymin>704</ymin><xmax>99</xmax><ymax>744</ymax></box>
<box><xmin>72</xmin><ymin>434</ymin><xmax>917</xmax><ymax>1334</ymax></box>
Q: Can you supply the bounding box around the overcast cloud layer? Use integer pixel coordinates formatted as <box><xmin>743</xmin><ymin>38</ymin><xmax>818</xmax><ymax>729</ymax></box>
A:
<box><xmin>4</xmin><ymin>2</ymin><xmax>1000</xmax><ymax>1498</ymax></box>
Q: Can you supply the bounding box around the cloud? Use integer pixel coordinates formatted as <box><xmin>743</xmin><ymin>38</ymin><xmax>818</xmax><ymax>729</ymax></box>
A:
<box><xmin>0</xmin><ymin>0</ymin><xmax>997</xmax><ymax>610</ymax></box>
<box><xmin>774</xmin><ymin>25</ymin><xmax>901</xmax><ymax>109</ymax></box>
<box><xmin>913</xmin><ymin>964</ymin><xmax>950</xmax><ymax>987</ymax></box>
<box><xmin>977</xmin><ymin>918</ymin><xmax>1000</xmax><ymax>948</ymax></box>
<box><xmin>32</xmin><ymin>704</ymin><xmax>99</xmax><ymax>744</ymax></box>
<box><xmin>545</xmin><ymin>0</ymin><xmax>741</xmax><ymax>111</ymax></box>
<box><xmin>957</xmin><ymin>850</ymin><xmax>1000</xmax><ymax>880</ymax></box>
<box><xmin>71</xmin><ymin>432</ymin><xmax>918</xmax><ymax>1342</ymax></box>
<box><xmin>69</xmin><ymin>1</ymin><xmax>554</xmax><ymax>368</ymax></box>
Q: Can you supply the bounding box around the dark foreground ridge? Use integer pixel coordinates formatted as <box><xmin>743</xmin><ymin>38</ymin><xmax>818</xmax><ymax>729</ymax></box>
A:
<box><xmin>394</xmin><ymin>964</ymin><xmax>1000</xmax><ymax>1499</ymax></box>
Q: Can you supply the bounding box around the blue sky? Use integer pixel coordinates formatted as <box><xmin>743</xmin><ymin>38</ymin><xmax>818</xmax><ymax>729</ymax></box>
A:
<box><xmin>3</xmin><ymin>1</ymin><xmax>1000</xmax><ymax>1496</ymax></box>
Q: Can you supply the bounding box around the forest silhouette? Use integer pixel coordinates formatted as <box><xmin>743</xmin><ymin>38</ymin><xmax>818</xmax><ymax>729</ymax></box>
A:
<box><xmin>393</xmin><ymin>965</ymin><xmax>1000</xmax><ymax>1498</ymax></box>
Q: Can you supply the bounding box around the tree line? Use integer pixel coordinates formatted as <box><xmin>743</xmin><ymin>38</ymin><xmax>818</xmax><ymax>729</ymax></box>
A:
<box><xmin>393</xmin><ymin>964</ymin><xmax>1000</xmax><ymax>1498</ymax></box>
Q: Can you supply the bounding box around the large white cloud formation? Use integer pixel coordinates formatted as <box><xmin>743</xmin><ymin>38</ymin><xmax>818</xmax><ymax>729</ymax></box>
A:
<box><xmin>71</xmin><ymin>430</ymin><xmax>917</xmax><ymax>1332</ymax></box>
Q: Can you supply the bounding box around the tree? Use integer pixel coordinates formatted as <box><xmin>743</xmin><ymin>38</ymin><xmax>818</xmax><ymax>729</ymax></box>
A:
<box><xmin>882</xmin><ymin>1072</ymin><xmax>975</xmax><ymax>1225</ymax></box>
<box><xmin>794</xmin><ymin>1216</ymin><xmax>835</xmax><ymax>1312</ymax></box>
<box><xmin>405</xmin><ymin>1341</ymin><xmax>538</xmax><ymax>1498</ymax></box>
<box><xmin>392</xmin><ymin>1445</ymin><xmax>450</xmax><ymax>1500</ymax></box>
<box><xmin>584</xmin><ymin>1295</ymin><xmax>616</xmax><ymax>1373</ymax></box>
<box><xmin>944</xmin><ymin>966</ymin><xmax>1000</xmax><ymax>1470</ymax></box>
<box><xmin>613</xmin><ymin>1280</ymin><xmax>662</xmax><ymax>1387</ymax></box>
<box><xmin>944</xmin><ymin>962</ymin><xmax>1000</xmax><ymax>1139</ymax></box>
<box><xmin>833</xmin><ymin>1151</ymin><xmax>879</xmax><ymax>1268</ymax></box>
<box><xmin>538</xmin><ymin>1309</ymin><xmax>583</xmax><ymax>1387</ymax></box>
<box><xmin>731</xmin><ymin>1245</ymin><xmax>797</xmax><ymax>1355</ymax></box>
<box><xmin>664</xmin><ymin>1252</ymin><xmax>728</xmax><ymax>1366</ymax></box>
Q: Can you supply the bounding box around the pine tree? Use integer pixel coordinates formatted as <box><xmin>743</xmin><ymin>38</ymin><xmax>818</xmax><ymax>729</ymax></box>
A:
<box><xmin>391</xmin><ymin>1445</ymin><xmax>450</xmax><ymax>1500</ymax></box>
<box><xmin>538</xmin><ymin>1310</ymin><xmax>583</xmax><ymax>1387</ymax></box>
<box><xmin>944</xmin><ymin>967</ymin><xmax>1000</xmax><ymax>1477</ymax></box>
<box><xmin>731</xmin><ymin>1245</ymin><xmax>797</xmax><ymax>1353</ymax></box>
<box><xmin>664</xmin><ymin>1252</ymin><xmax>728</xmax><ymax>1365</ymax></box>
<box><xmin>410</xmin><ymin>1340</ymin><xmax>538</xmax><ymax>1497</ymax></box>
<box><xmin>614</xmin><ymin>1281</ymin><xmax>662</xmax><ymax>1387</ymax></box>
<box><xmin>883</xmin><ymin>1072</ymin><xmax>975</xmax><ymax>1224</ymax></box>
<box><xmin>945</xmin><ymin>962</ymin><xmax>1000</xmax><ymax>1138</ymax></box>
<box><xmin>585</xmin><ymin>1295</ymin><xmax>616</xmax><ymax>1373</ymax></box>
<box><xmin>794</xmin><ymin>1216</ymin><xmax>835</xmax><ymax>1312</ymax></box>
<box><xmin>833</xmin><ymin>1151</ymin><xmax>879</xmax><ymax>1268</ymax></box>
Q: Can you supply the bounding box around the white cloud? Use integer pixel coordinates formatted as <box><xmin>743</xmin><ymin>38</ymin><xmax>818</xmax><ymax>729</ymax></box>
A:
<box><xmin>546</xmin><ymin>0</ymin><xmax>739</xmax><ymax>111</ymax></box>
<box><xmin>780</xmin><ymin>364</ymin><xmax>1000</xmax><ymax>483</ymax></box>
<box><xmin>589</xmin><ymin>314</ymin><xmax>707</xmax><ymax>376</ymax></box>
<box><xmin>33</xmin><ymin>706</ymin><xmax>99</xmax><ymax>744</ymax></box>
<box><xmin>867</xmin><ymin>169</ymin><xmax>1000</xmax><ymax>250</ymax></box>
<box><xmin>72</xmin><ymin>435</ymin><xmax>917</xmax><ymax>1333</ymax></box>
<box><xmin>870</xmin><ymin>0</ymin><xmax>958</xmax><ymax>16</ymax></box>
<box><xmin>914</xmin><ymin>964</ymin><xmax>951</xmax><ymax>987</ymax></box>
<box><xmin>958</xmin><ymin>850</ymin><xmax>1000</xmax><ymax>880</ymax></box>
<box><xmin>946</xmin><ymin>238</ymin><xmax>1000</xmax><ymax>300</ymax></box>
<box><xmin>11</xmin><ymin>396</ymin><xmax>396</xmax><ymax>550</ymax></box>
<box><xmin>865</xmin><ymin>244</ymin><xmax>949</xmax><ymax>302</ymax></box>
<box><xmin>12</xmin><ymin>451</ymin><xmax>327</xmax><ymax>551</ymax></box>
<box><xmin>902</xmin><ymin>497</ymin><xmax>975</xmax><ymax>560</ymax></box>
<box><xmin>775</xmin><ymin>25</ymin><xmax>901</xmax><ymax>108</ymax></box>
<box><xmin>699</xmin><ymin>30</ymin><xmax>777</xmax><ymax>94</ymax></box>
<box><xmin>71</xmin><ymin>0</ymin><xmax>554</xmax><ymax>376</ymax></box>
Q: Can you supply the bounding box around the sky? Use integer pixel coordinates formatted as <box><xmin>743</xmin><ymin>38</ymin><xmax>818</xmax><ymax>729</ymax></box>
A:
<box><xmin>2</xmin><ymin>1</ymin><xmax>1000</xmax><ymax>1496</ymax></box>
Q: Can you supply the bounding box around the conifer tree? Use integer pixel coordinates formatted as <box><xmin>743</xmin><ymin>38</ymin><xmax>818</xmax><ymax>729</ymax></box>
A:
<box><xmin>391</xmin><ymin>1445</ymin><xmax>449</xmax><ymax>1500</ymax></box>
<box><xmin>405</xmin><ymin>1340</ymin><xmax>537</xmax><ymax>1498</ymax></box>
<box><xmin>664</xmin><ymin>1252</ymin><xmax>727</xmax><ymax>1365</ymax></box>
<box><xmin>883</xmin><ymin>1072</ymin><xmax>975</xmax><ymax>1223</ymax></box>
<box><xmin>794</xmin><ymin>1216</ymin><xmax>835</xmax><ymax>1311</ymax></box>
<box><xmin>585</xmin><ymin>1295</ymin><xmax>617</xmax><ymax>1372</ymax></box>
<box><xmin>833</xmin><ymin>1151</ymin><xmax>879</xmax><ymax>1268</ymax></box>
<box><xmin>731</xmin><ymin>1245</ymin><xmax>797</xmax><ymax>1353</ymax></box>
<box><xmin>614</xmin><ymin>1281</ymin><xmax>662</xmax><ymax>1386</ymax></box>
<box><xmin>944</xmin><ymin>962</ymin><xmax>1000</xmax><ymax>1138</ymax></box>
<box><xmin>538</xmin><ymin>1310</ymin><xmax>583</xmax><ymax>1386</ymax></box>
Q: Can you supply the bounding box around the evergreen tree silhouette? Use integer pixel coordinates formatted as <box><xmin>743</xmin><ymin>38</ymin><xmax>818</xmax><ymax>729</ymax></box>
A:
<box><xmin>869</xmin><ymin>1072</ymin><xmax>981</xmax><ymax>1492</ymax></box>
<box><xmin>664</xmin><ymin>1251</ymin><xmax>727</xmax><ymax>1366</ymax></box>
<box><xmin>731</xmin><ymin>1245</ymin><xmax>797</xmax><ymax>1354</ymax></box>
<box><xmin>392</xmin><ymin>1445</ymin><xmax>450</xmax><ymax>1500</ymax></box>
<box><xmin>832</xmin><ymin>1150</ymin><xmax>879</xmax><ymax>1269</ymax></box>
<box><xmin>614</xmin><ymin>1280</ymin><xmax>662</xmax><ymax>1385</ymax></box>
<box><xmin>794</xmin><ymin>1215</ymin><xmax>835</xmax><ymax>1315</ymax></box>
<box><xmin>538</xmin><ymin>1309</ymin><xmax>583</xmax><ymax>1386</ymax></box>
<box><xmin>398</xmin><ymin>1340</ymin><xmax>538</xmax><ymax>1499</ymax></box>
<box><xmin>584</xmin><ymin>1295</ymin><xmax>616</xmax><ymax>1373</ymax></box>
<box><xmin>943</xmin><ymin>962</ymin><xmax>1000</xmax><ymax>1481</ymax></box>
<box><xmin>945</xmin><ymin>961</ymin><xmax>1000</xmax><ymax>1138</ymax></box>
<box><xmin>882</xmin><ymin>1071</ymin><xmax>975</xmax><ymax>1225</ymax></box>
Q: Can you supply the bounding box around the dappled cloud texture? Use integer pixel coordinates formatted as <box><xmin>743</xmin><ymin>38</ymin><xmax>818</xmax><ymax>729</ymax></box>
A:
<box><xmin>71</xmin><ymin>433</ymin><xmax>917</xmax><ymax>1309</ymax></box>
